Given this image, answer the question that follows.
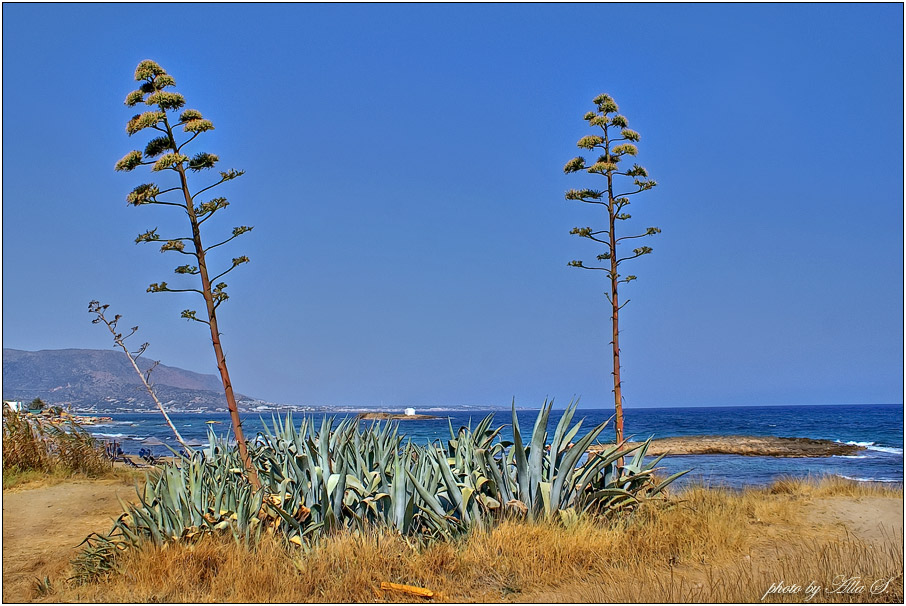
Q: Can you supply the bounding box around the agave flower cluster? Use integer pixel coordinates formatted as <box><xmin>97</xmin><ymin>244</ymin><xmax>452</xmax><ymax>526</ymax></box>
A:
<box><xmin>74</xmin><ymin>403</ymin><xmax>684</xmax><ymax>580</ymax></box>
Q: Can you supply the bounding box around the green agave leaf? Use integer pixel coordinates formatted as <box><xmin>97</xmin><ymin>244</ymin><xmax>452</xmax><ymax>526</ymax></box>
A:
<box><xmin>549</xmin><ymin>421</ymin><xmax>609</xmax><ymax>506</ymax></box>
<box><xmin>345</xmin><ymin>474</ymin><xmax>366</xmax><ymax>495</ymax></box>
<box><xmin>330</xmin><ymin>465</ymin><xmax>347</xmax><ymax>520</ymax></box>
<box><xmin>461</xmin><ymin>486</ymin><xmax>475</xmax><ymax>510</ymax></box>
<box><xmin>511</xmin><ymin>401</ymin><xmax>530</xmax><ymax>506</ymax></box>
<box><xmin>478</xmin><ymin>448</ymin><xmax>513</xmax><ymax>505</ymax></box>
<box><xmin>648</xmin><ymin>469</ymin><xmax>691</xmax><ymax>497</ymax></box>
<box><xmin>643</xmin><ymin>452</ymin><xmax>668</xmax><ymax>471</ymax></box>
<box><xmin>539</xmin><ymin>481</ymin><xmax>553</xmax><ymax>516</ymax></box>
<box><xmin>630</xmin><ymin>436</ymin><xmax>653</xmax><ymax>469</ymax></box>
<box><xmin>560</xmin><ymin>419</ymin><xmax>584</xmax><ymax>454</ymax></box>
<box><xmin>527</xmin><ymin>401</ymin><xmax>553</xmax><ymax>506</ymax></box>
<box><xmin>403</xmin><ymin>491</ymin><xmax>416</xmax><ymax>534</ymax></box>
<box><xmin>548</xmin><ymin>401</ymin><xmax>577</xmax><ymax>478</ymax></box>
<box><xmin>268</xmin><ymin>502</ymin><xmax>302</xmax><ymax>532</ymax></box>
<box><xmin>587</xmin><ymin>487</ymin><xmax>637</xmax><ymax>503</ymax></box>
<box><xmin>479</xmin><ymin>494</ymin><xmax>501</xmax><ymax>509</ymax></box>
<box><xmin>406</xmin><ymin>469</ymin><xmax>448</xmax><ymax>517</ymax></box>
<box><xmin>326</xmin><ymin>473</ymin><xmax>341</xmax><ymax>496</ymax></box>
<box><xmin>436</xmin><ymin>449</ymin><xmax>470</xmax><ymax>524</ymax></box>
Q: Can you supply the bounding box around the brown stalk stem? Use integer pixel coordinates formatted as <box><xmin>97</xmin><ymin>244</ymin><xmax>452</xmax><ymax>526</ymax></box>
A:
<box><xmin>608</xmin><ymin>197</ymin><xmax>624</xmax><ymax>447</ymax></box>
<box><xmin>605</xmin><ymin>126</ymin><xmax>625</xmax><ymax>462</ymax></box>
<box><xmin>164</xmin><ymin>120</ymin><xmax>261</xmax><ymax>490</ymax></box>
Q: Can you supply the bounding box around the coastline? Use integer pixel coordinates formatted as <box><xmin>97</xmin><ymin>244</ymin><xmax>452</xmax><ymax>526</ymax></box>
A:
<box><xmin>80</xmin><ymin>405</ymin><xmax>904</xmax><ymax>486</ymax></box>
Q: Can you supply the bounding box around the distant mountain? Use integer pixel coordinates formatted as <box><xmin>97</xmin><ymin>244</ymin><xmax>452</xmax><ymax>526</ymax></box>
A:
<box><xmin>2</xmin><ymin>348</ymin><xmax>256</xmax><ymax>412</ymax></box>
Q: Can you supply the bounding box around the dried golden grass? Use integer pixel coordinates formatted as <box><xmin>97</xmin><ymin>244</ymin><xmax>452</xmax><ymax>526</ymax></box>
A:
<box><xmin>2</xmin><ymin>411</ymin><xmax>116</xmax><ymax>489</ymax></box>
<box><xmin>525</xmin><ymin>532</ymin><xmax>903</xmax><ymax>603</ymax></box>
<box><xmin>2</xmin><ymin>465</ymin><xmax>139</xmax><ymax>491</ymax></box>
<box><xmin>50</xmin><ymin>476</ymin><xmax>901</xmax><ymax>603</ymax></box>
<box><xmin>768</xmin><ymin>474</ymin><xmax>903</xmax><ymax>498</ymax></box>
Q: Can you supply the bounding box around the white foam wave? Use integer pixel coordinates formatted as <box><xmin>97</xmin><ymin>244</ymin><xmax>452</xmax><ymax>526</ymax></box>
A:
<box><xmin>835</xmin><ymin>440</ymin><xmax>903</xmax><ymax>455</ymax></box>
<box><xmin>835</xmin><ymin>474</ymin><xmax>902</xmax><ymax>483</ymax></box>
<box><xmin>92</xmin><ymin>432</ymin><xmax>126</xmax><ymax>438</ymax></box>
<box><xmin>834</xmin><ymin>455</ymin><xmax>868</xmax><ymax>459</ymax></box>
<box><xmin>867</xmin><ymin>445</ymin><xmax>903</xmax><ymax>455</ymax></box>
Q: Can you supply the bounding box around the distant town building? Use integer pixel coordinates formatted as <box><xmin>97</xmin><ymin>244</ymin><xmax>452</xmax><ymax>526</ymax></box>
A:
<box><xmin>4</xmin><ymin>401</ymin><xmax>24</xmax><ymax>412</ymax></box>
<box><xmin>404</xmin><ymin>407</ymin><xmax>416</xmax><ymax>416</ymax></box>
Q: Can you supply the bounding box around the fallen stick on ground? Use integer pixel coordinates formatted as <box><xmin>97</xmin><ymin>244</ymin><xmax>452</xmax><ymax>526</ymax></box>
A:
<box><xmin>380</xmin><ymin>582</ymin><xmax>435</xmax><ymax>598</ymax></box>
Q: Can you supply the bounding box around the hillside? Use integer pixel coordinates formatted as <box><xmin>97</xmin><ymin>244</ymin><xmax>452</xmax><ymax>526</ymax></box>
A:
<box><xmin>1</xmin><ymin>348</ymin><xmax>255</xmax><ymax>412</ymax></box>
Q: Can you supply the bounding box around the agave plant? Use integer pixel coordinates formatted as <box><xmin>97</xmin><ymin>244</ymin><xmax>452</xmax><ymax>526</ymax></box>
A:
<box><xmin>74</xmin><ymin>402</ymin><xmax>687</xmax><ymax>578</ymax></box>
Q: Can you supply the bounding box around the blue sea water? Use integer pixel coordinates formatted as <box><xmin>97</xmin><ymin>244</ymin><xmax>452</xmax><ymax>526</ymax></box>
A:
<box><xmin>88</xmin><ymin>404</ymin><xmax>903</xmax><ymax>488</ymax></box>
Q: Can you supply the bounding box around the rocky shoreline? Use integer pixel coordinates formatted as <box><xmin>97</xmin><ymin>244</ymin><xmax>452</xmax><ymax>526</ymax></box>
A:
<box><xmin>355</xmin><ymin>412</ymin><xmax>440</xmax><ymax>421</ymax></box>
<box><xmin>589</xmin><ymin>435</ymin><xmax>866</xmax><ymax>458</ymax></box>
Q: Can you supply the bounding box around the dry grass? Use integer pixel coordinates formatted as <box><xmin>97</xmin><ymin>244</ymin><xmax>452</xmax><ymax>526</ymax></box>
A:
<box><xmin>2</xmin><ymin>410</ymin><xmax>117</xmax><ymax>489</ymax></box>
<box><xmin>43</xmin><ymin>476</ymin><xmax>902</xmax><ymax>603</ymax></box>
<box><xmin>769</xmin><ymin>474</ymin><xmax>903</xmax><ymax>498</ymax></box>
<box><xmin>2</xmin><ymin>465</ymin><xmax>139</xmax><ymax>491</ymax></box>
<box><xmin>529</xmin><ymin>535</ymin><xmax>903</xmax><ymax>603</ymax></box>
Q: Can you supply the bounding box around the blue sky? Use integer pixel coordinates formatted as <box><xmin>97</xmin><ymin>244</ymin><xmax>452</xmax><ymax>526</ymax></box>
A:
<box><xmin>2</xmin><ymin>3</ymin><xmax>903</xmax><ymax>409</ymax></box>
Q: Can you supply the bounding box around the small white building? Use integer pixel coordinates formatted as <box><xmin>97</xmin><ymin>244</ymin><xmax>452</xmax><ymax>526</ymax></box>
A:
<box><xmin>404</xmin><ymin>407</ymin><xmax>416</xmax><ymax>416</ymax></box>
<box><xmin>4</xmin><ymin>401</ymin><xmax>24</xmax><ymax>412</ymax></box>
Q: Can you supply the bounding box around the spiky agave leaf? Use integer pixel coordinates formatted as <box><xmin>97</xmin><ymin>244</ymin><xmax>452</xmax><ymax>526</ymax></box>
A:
<box><xmin>79</xmin><ymin>406</ymin><xmax>681</xmax><ymax>560</ymax></box>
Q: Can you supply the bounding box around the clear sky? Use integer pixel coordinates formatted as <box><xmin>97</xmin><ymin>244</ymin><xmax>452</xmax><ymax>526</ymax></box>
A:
<box><xmin>2</xmin><ymin>3</ymin><xmax>903</xmax><ymax>409</ymax></box>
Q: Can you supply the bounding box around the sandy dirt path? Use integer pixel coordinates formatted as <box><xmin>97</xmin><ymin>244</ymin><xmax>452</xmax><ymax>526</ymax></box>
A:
<box><xmin>2</xmin><ymin>480</ymin><xmax>140</xmax><ymax>603</ymax></box>
<box><xmin>805</xmin><ymin>496</ymin><xmax>903</xmax><ymax>544</ymax></box>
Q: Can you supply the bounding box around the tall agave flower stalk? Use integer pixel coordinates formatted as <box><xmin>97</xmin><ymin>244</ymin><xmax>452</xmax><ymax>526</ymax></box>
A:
<box><xmin>114</xmin><ymin>60</ymin><xmax>258</xmax><ymax>489</ymax></box>
<box><xmin>565</xmin><ymin>94</ymin><xmax>661</xmax><ymax>448</ymax></box>
<box><xmin>76</xmin><ymin>402</ymin><xmax>687</xmax><ymax>573</ymax></box>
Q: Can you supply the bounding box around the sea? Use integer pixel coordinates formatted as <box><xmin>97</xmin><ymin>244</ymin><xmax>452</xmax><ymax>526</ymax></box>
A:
<box><xmin>87</xmin><ymin>403</ymin><xmax>903</xmax><ymax>489</ymax></box>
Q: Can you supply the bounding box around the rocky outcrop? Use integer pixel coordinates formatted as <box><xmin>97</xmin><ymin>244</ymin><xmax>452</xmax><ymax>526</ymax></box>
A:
<box><xmin>590</xmin><ymin>435</ymin><xmax>865</xmax><ymax>457</ymax></box>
